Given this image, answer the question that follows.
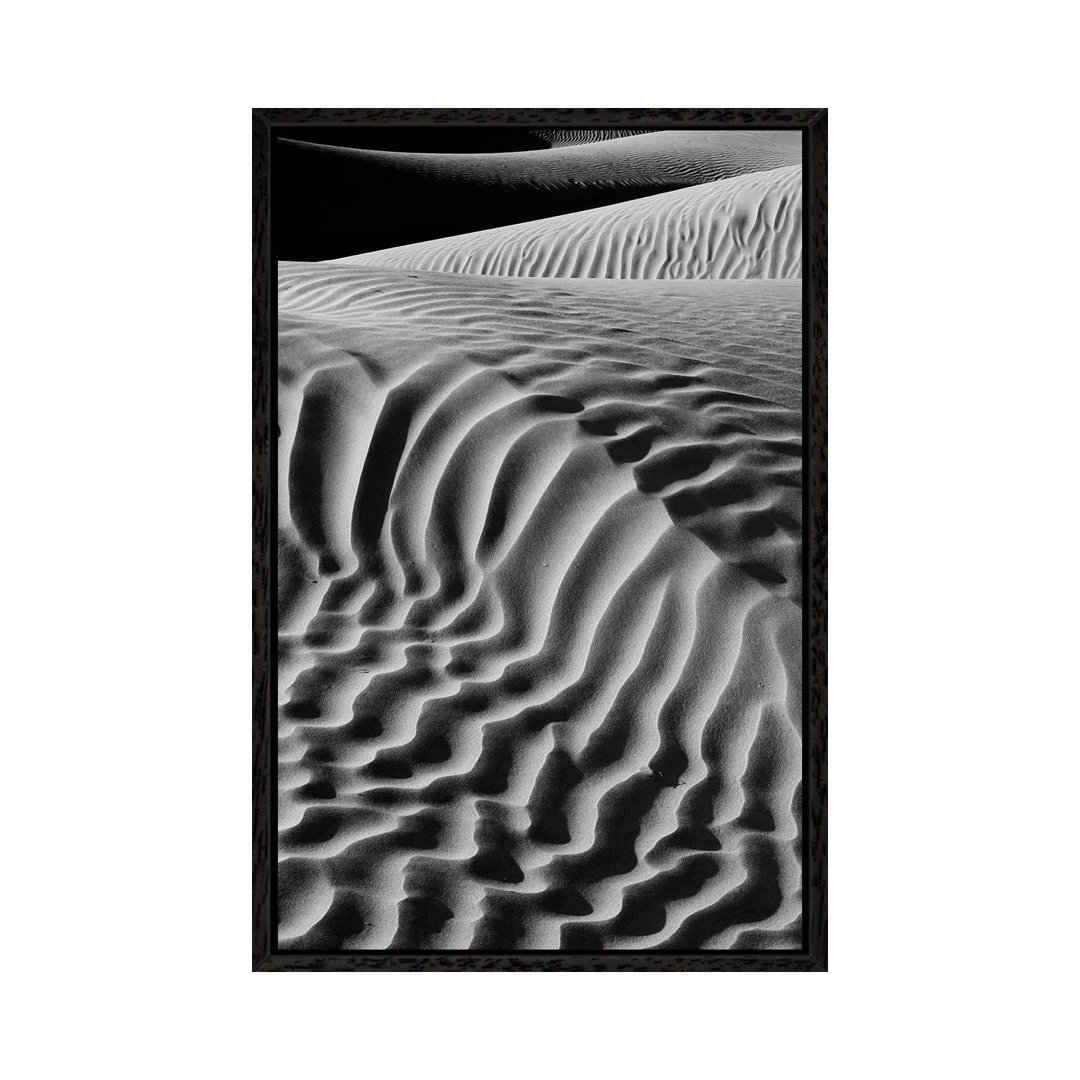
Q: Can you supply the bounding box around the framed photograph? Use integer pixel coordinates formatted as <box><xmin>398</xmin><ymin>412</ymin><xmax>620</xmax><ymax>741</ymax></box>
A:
<box><xmin>253</xmin><ymin>108</ymin><xmax>826</xmax><ymax>971</ymax></box>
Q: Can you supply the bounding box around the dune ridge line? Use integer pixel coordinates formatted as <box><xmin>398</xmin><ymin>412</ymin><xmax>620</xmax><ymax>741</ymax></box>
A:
<box><xmin>335</xmin><ymin>167</ymin><xmax>801</xmax><ymax>280</ymax></box>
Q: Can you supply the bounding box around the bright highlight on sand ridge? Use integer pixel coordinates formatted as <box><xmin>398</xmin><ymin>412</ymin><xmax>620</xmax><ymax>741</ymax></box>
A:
<box><xmin>333</xmin><ymin>166</ymin><xmax>802</xmax><ymax>279</ymax></box>
<box><xmin>277</xmin><ymin>129</ymin><xmax>804</xmax><ymax>951</ymax></box>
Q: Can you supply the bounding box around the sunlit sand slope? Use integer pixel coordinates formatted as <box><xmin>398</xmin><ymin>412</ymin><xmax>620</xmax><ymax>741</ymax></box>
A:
<box><xmin>276</xmin><ymin>265</ymin><xmax>803</xmax><ymax>950</ymax></box>
<box><xmin>336</xmin><ymin>166</ymin><xmax>801</xmax><ymax>279</ymax></box>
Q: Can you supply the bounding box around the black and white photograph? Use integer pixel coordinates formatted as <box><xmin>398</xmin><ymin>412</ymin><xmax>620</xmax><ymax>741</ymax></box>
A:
<box><xmin>7</xmin><ymin>0</ymin><xmax>1080</xmax><ymax>1064</ymax></box>
<box><xmin>8</xmin><ymin>2</ymin><xmax>1078</xmax><ymax>1071</ymax></box>
<box><xmin>258</xmin><ymin>111</ymin><xmax>826</xmax><ymax>968</ymax></box>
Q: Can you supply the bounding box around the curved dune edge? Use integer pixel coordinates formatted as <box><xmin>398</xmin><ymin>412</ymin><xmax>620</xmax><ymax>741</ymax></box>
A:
<box><xmin>277</xmin><ymin>130</ymin><xmax>801</xmax><ymax>261</ymax></box>
<box><xmin>531</xmin><ymin>128</ymin><xmax>657</xmax><ymax>147</ymax></box>
<box><xmin>284</xmin><ymin>130</ymin><xmax>800</xmax><ymax>191</ymax></box>
<box><xmin>336</xmin><ymin>166</ymin><xmax>801</xmax><ymax>280</ymax></box>
<box><xmin>277</xmin><ymin>265</ymin><xmax>803</xmax><ymax>950</ymax></box>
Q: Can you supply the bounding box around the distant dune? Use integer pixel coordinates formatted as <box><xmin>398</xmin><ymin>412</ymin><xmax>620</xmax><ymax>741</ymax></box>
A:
<box><xmin>277</xmin><ymin>131</ymin><xmax>800</xmax><ymax>260</ymax></box>
<box><xmin>284</xmin><ymin>130</ymin><xmax>799</xmax><ymax>189</ymax></box>
<box><xmin>333</xmin><ymin>165</ymin><xmax>801</xmax><ymax>279</ymax></box>
<box><xmin>530</xmin><ymin>128</ymin><xmax>656</xmax><ymax>147</ymax></box>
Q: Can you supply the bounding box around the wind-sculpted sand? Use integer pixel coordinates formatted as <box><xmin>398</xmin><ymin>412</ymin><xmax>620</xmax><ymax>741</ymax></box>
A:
<box><xmin>277</xmin><ymin>133</ymin><xmax>803</xmax><ymax>951</ymax></box>
<box><xmin>337</xmin><ymin>166</ymin><xmax>801</xmax><ymax>280</ymax></box>
<box><xmin>531</xmin><ymin>128</ymin><xmax>656</xmax><ymax>147</ymax></box>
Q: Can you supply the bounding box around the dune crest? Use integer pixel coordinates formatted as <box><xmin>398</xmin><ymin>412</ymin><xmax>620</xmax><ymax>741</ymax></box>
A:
<box><xmin>337</xmin><ymin>166</ymin><xmax>801</xmax><ymax>280</ymax></box>
<box><xmin>277</xmin><ymin>130</ymin><xmax>800</xmax><ymax>261</ymax></box>
<box><xmin>283</xmin><ymin>130</ymin><xmax>799</xmax><ymax>191</ymax></box>
<box><xmin>531</xmin><ymin>128</ymin><xmax>656</xmax><ymax>147</ymax></box>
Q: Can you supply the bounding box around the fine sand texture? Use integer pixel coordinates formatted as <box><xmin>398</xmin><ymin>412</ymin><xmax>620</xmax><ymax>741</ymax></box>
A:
<box><xmin>277</xmin><ymin>132</ymin><xmax>803</xmax><ymax>951</ymax></box>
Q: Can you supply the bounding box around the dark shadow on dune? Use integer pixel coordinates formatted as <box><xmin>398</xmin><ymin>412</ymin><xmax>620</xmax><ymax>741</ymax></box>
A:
<box><xmin>662</xmin><ymin>835</ymin><xmax>785</xmax><ymax>950</ymax></box>
<box><xmin>294</xmin><ymin>889</ymin><xmax>369</xmax><ymax>951</ymax></box>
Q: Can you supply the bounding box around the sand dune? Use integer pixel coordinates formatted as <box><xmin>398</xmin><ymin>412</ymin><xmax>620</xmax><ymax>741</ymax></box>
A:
<box><xmin>531</xmin><ymin>128</ymin><xmax>656</xmax><ymax>147</ymax></box>
<box><xmin>277</xmin><ymin>263</ymin><xmax>803</xmax><ymax>950</ymax></box>
<box><xmin>332</xmin><ymin>166</ymin><xmax>801</xmax><ymax>280</ymax></box>
<box><xmin>283</xmin><ymin>130</ymin><xmax>799</xmax><ymax>190</ymax></box>
<box><xmin>277</xmin><ymin>131</ymin><xmax>800</xmax><ymax>260</ymax></box>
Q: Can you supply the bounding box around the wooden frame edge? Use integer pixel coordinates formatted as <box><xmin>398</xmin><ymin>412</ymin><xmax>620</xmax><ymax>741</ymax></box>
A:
<box><xmin>252</xmin><ymin>108</ymin><xmax>827</xmax><ymax>972</ymax></box>
<box><xmin>253</xmin><ymin>108</ymin><xmax>273</xmax><ymax>971</ymax></box>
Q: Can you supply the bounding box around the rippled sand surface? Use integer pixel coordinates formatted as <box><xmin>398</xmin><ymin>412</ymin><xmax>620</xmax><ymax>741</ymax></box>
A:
<box><xmin>277</xmin><ymin>132</ymin><xmax>803</xmax><ymax>951</ymax></box>
<box><xmin>337</xmin><ymin>166</ymin><xmax>801</xmax><ymax>279</ymax></box>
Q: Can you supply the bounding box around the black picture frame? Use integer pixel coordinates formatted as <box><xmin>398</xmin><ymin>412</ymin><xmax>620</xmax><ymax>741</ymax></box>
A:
<box><xmin>253</xmin><ymin>108</ymin><xmax>827</xmax><ymax>971</ymax></box>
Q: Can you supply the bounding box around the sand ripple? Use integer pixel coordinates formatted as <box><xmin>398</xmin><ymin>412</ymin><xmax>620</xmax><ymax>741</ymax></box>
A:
<box><xmin>333</xmin><ymin>167</ymin><xmax>801</xmax><ymax>280</ymax></box>
<box><xmin>277</xmin><ymin>264</ymin><xmax>803</xmax><ymax>950</ymax></box>
<box><xmin>531</xmin><ymin>129</ymin><xmax>657</xmax><ymax>147</ymax></box>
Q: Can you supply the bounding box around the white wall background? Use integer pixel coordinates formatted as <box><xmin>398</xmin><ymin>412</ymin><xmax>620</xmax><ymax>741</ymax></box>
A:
<box><xmin>3</xmin><ymin>3</ymin><xmax>1075</xmax><ymax>1077</ymax></box>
